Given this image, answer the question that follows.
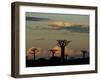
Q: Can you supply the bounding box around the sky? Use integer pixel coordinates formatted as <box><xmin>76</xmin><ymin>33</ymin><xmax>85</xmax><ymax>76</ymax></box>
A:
<box><xmin>26</xmin><ymin>12</ymin><xmax>89</xmax><ymax>60</ymax></box>
<box><xmin>26</xmin><ymin>12</ymin><xmax>89</xmax><ymax>25</ymax></box>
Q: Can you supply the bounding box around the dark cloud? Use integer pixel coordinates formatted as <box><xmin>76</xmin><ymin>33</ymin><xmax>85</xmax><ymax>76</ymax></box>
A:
<box><xmin>58</xmin><ymin>26</ymin><xmax>89</xmax><ymax>33</ymax></box>
<box><xmin>48</xmin><ymin>25</ymin><xmax>89</xmax><ymax>33</ymax></box>
<box><xmin>26</xmin><ymin>17</ymin><xmax>51</xmax><ymax>21</ymax></box>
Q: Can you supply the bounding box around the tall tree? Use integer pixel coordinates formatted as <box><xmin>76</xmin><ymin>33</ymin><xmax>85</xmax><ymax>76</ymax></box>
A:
<box><xmin>57</xmin><ymin>40</ymin><xmax>71</xmax><ymax>62</ymax></box>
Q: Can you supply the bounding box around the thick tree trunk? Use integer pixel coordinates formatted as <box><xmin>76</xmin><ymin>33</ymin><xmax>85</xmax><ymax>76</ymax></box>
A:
<box><xmin>66</xmin><ymin>55</ymin><xmax>68</xmax><ymax>60</ymax></box>
<box><xmin>52</xmin><ymin>52</ymin><xmax>54</xmax><ymax>57</ymax></box>
<box><xmin>61</xmin><ymin>46</ymin><xmax>65</xmax><ymax>62</ymax></box>
<box><xmin>33</xmin><ymin>53</ymin><xmax>35</xmax><ymax>61</ymax></box>
<box><xmin>83</xmin><ymin>53</ymin><xmax>85</xmax><ymax>59</ymax></box>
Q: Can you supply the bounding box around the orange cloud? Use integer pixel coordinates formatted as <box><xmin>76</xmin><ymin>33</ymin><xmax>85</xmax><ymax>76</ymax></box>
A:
<box><xmin>48</xmin><ymin>21</ymin><xmax>81</xmax><ymax>28</ymax></box>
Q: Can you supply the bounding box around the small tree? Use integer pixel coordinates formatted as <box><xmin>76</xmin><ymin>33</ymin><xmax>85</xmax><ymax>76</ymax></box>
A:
<box><xmin>31</xmin><ymin>48</ymin><xmax>38</xmax><ymax>61</ymax></box>
<box><xmin>49</xmin><ymin>49</ymin><xmax>58</xmax><ymax>57</ymax></box>
<box><xmin>65</xmin><ymin>54</ymin><xmax>68</xmax><ymax>60</ymax></box>
<box><xmin>57</xmin><ymin>40</ymin><xmax>71</xmax><ymax>62</ymax></box>
<box><xmin>81</xmin><ymin>50</ymin><xmax>87</xmax><ymax>59</ymax></box>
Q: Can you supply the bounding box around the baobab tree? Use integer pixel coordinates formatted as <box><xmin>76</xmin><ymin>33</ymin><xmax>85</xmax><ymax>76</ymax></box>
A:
<box><xmin>65</xmin><ymin>54</ymin><xmax>68</xmax><ymax>60</ymax></box>
<box><xmin>31</xmin><ymin>47</ymin><xmax>38</xmax><ymax>61</ymax></box>
<box><xmin>57</xmin><ymin>40</ymin><xmax>71</xmax><ymax>62</ymax></box>
<box><xmin>49</xmin><ymin>49</ymin><xmax>58</xmax><ymax>57</ymax></box>
<box><xmin>81</xmin><ymin>50</ymin><xmax>87</xmax><ymax>59</ymax></box>
<box><xmin>27</xmin><ymin>47</ymin><xmax>38</xmax><ymax>60</ymax></box>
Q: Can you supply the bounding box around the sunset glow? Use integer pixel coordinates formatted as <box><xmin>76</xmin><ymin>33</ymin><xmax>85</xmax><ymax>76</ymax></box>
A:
<box><xmin>48</xmin><ymin>21</ymin><xmax>82</xmax><ymax>27</ymax></box>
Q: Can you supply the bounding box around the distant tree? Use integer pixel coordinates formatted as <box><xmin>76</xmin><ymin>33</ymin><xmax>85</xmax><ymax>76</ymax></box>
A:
<box><xmin>65</xmin><ymin>54</ymin><xmax>68</xmax><ymax>60</ymax></box>
<box><xmin>57</xmin><ymin>40</ymin><xmax>71</xmax><ymax>62</ymax></box>
<box><xmin>31</xmin><ymin>48</ymin><xmax>38</xmax><ymax>61</ymax></box>
<box><xmin>49</xmin><ymin>49</ymin><xmax>58</xmax><ymax>57</ymax></box>
<box><xmin>81</xmin><ymin>50</ymin><xmax>87</xmax><ymax>59</ymax></box>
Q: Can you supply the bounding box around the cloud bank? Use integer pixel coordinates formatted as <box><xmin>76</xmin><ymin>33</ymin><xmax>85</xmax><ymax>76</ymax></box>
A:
<box><xmin>48</xmin><ymin>21</ymin><xmax>89</xmax><ymax>33</ymax></box>
<box><xmin>26</xmin><ymin>17</ymin><xmax>51</xmax><ymax>21</ymax></box>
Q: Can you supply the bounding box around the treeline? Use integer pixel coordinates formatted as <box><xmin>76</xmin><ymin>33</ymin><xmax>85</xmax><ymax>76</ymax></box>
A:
<box><xmin>26</xmin><ymin>40</ymin><xmax>89</xmax><ymax>67</ymax></box>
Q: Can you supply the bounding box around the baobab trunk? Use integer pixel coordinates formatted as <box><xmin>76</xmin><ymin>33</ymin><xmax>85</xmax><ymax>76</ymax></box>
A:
<box><xmin>83</xmin><ymin>52</ymin><xmax>86</xmax><ymax>59</ymax></box>
<box><xmin>52</xmin><ymin>52</ymin><xmax>54</xmax><ymax>57</ymax></box>
<box><xmin>81</xmin><ymin>50</ymin><xmax>87</xmax><ymax>59</ymax></box>
<box><xmin>57</xmin><ymin>40</ymin><xmax>71</xmax><ymax>62</ymax></box>
<box><xmin>61</xmin><ymin>46</ymin><xmax>65</xmax><ymax>62</ymax></box>
<box><xmin>33</xmin><ymin>53</ymin><xmax>35</xmax><ymax>61</ymax></box>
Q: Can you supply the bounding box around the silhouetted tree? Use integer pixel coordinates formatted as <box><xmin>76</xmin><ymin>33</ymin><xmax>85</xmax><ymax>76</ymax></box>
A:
<box><xmin>65</xmin><ymin>54</ymin><xmax>68</xmax><ymax>60</ymax></box>
<box><xmin>57</xmin><ymin>40</ymin><xmax>71</xmax><ymax>62</ymax></box>
<box><xmin>49</xmin><ymin>49</ymin><xmax>58</xmax><ymax>57</ymax></box>
<box><xmin>81</xmin><ymin>50</ymin><xmax>87</xmax><ymax>59</ymax></box>
<box><xmin>31</xmin><ymin>48</ymin><xmax>38</xmax><ymax>61</ymax></box>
